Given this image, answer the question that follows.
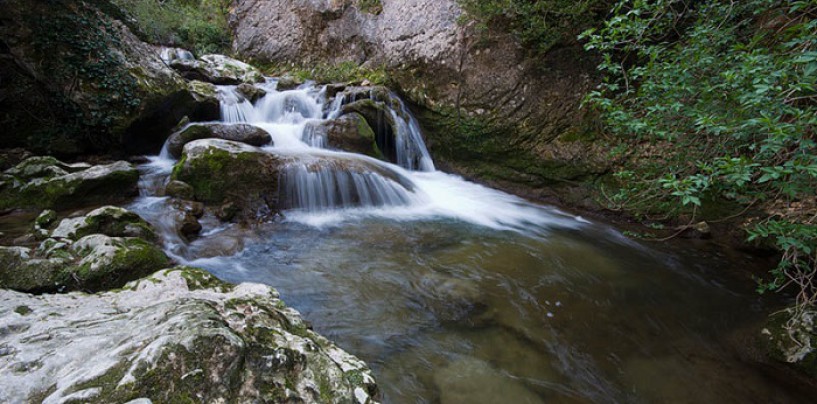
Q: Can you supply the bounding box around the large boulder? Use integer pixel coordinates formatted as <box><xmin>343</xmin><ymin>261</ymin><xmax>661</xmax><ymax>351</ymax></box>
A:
<box><xmin>0</xmin><ymin>157</ymin><xmax>139</xmax><ymax>211</ymax></box>
<box><xmin>762</xmin><ymin>308</ymin><xmax>817</xmax><ymax>377</ymax></box>
<box><xmin>305</xmin><ymin>113</ymin><xmax>384</xmax><ymax>160</ymax></box>
<box><xmin>0</xmin><ymin>267</ymin><xmax>379</xmax><ymax>403</ymax></box>
<box><xmin>171</xmin><ymin>139</ymin><xmax>285</xmax><ymax>218</ymax></box>
<box><xmin>169</xmin><ymin>54</ymin><xmax>265</xmax><ymax>85</ymax></box>
<box><xmin>166</xmin><ymin>123</ymin><xmax>273</xmax><ymax>158</ymax></box>
<box><xmin>0</xmin><ymin>234</ymin><xmax>169</xmax><ymax>294</ymax></box>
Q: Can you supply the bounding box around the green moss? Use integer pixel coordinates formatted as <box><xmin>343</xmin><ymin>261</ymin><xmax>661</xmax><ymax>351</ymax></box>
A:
<box><xmin>255</xmin><ymin>60</ymin><xmax>390</xmax><ymax>86</ymax></box>
<box><xmin>14</xmin><ymin>305</ymin><xmax>33</xmax><ymax>316</ymax></box>
<box><xmin>73</xmin><ymin>238</ymin><xmax>170</xmax><ymax>292</ymax></box>
<box><xmin>176</xmin><ymin>266</ymin><xmax>235</xmax><ymax>292</ymax></box>
<box><xmin>357</xmin><ymin>0</ymin><xmax>383</xmax><ymax>14</ymax></box>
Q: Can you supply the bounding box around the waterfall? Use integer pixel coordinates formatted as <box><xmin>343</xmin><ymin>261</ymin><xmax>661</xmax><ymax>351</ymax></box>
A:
<box><xmin>279</xmin><ymin>160</ymin><xmax>417</xmax><ymax>212</ymax></box>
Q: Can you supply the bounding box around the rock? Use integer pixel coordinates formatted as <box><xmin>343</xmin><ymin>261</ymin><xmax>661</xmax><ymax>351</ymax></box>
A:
<box><xmin>305</xmin><ymin>113</ymin><xmax>384</xmax><ymax>160</ymax></box>
<box><xmin>187</xmin><ymin>80</ymin><xmax>222</xmax><ymax>120</ymax></box>
<box><xmin>0</xmin><ymin>157</ymin><xmax>139</xmax><ymax>211</ymax></box>
<box><xmin>340</xmin><ymin>99</ymin><xmax>400</xmax><ymax>162</ymax></box>
<box><xmin>166</xmin><ymin>123</ymin><xmax>273</xmax><ymax>158</ymax></box>
<box><xmin>179</xmin><ymin>213</ymin><xmax>203</xmax><ymax>240</ymax></box>
<box><xmin>0</xmin><ymin>232</ymin><xmax>169</xmax><ymax>293</ymax></box>
<box><xmin>433</xmin><ymin>357</ymin><xmax>544</xmax><ymax>404</ymax></box>
<box><xmin>0</xmin><ymin>267</ymin><xmax>379</xmax><ymax>403</ymax></box>
<box><xmin>172</xmin><ymin>199</ymin><xmax>205</xmax><ymax>219</ymax></box>
<box><xmin>276</xmin><ymin>75</ymin><xmax>304</xmax><ymax>91</ymax></box>
<box><xmin>417</xmin><ymin>270</ymin><xmax>485</xmax><ymax>322</ymax></box>
<box><xmin>50</xmin><ymin>206</ymin><xmax>157</xmax><ymax>241</ymax></box>
<box><xmin>236</xmin><ymin>83</ymin><xmax>267</xmax><ymax>103</ymax></box>
<box><xmin>763</xmin><ymin>308</ymin><xmax>817</xmax><ymax>377</ymax></box>
<box><xmin>171</xmin><ymin>139</ymin><xmax>285</xmax><ymax>217</ymax></box>
<box><xmin>217</xmin><ymin>201</ymin><xmax>240</xmax><ymax>222</ymax></box>
<box><xmin>165</xmin><ymin>180</ymin><xmax>195</xmax><ymax>199</ymax></box>
<box><xmin>32</xmin><ymin>210</ymin><xmax>57</xmax><ymax>240</ymax></box>
<box><xmin>170</xmin><ymin>54</ymin><xmax>265</xmax><ymax>85</ymax></box>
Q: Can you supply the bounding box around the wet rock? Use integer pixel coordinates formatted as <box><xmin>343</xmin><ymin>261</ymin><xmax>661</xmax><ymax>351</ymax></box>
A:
<box><xmin>190</xmin><ymin>235</ymin><xmax>245</xmax><ymax>258</ymax></box>
<box><xmin>0</xmin><ymin>157</ymin><xmax>139</xmax><ymax>211</ymax></box>
<box><xmin>217</xmin><ymin>202</ymin><xmax>240</xmax><ymax>222</ymax></box>
<box><xmin>50</xmin><ymin>206</ymin><xmax>157</xmax><ymax>242</ymax></box>
<box><xmin>433</xmin><ymin>357</ymin><xmax>543</xmax><ymax>404</ymax></box>
<box><xmin>236</xmin><ymin>83</ymin><xmax>267</xmax><ymax>103</ymax></box>
<box><xmin>165</xmin><ymin>180</ymin><xmax>195</xmax><ymax>200</ymax></box>
<box><xmin>171</xmin><ymin>139</ymin><xmax>285</xmax><ymax>218</ymax></box>
<box><xmin>178</xmin><ymin>213</ymin><xmax>203</xmax><ymax>240</ymax></box>
<box><xmin>166</xmin><ymin>123</ymin><xmax>273</xmax><ymax>158</ymax></box>
<box><xmin>680</xmin><ymin>221</ymin><xmax>712</xmax><ymax>239</ymax></box>
<box><xmin>276</xmin><ymin>75</ymin><xmax>304</xmax><ymax>91</ymax></box>
<box><xmin>172</xmin><ymin>199</ymin><xmax>205</xmax><ymax>219</ymax></box>
<box><xmin>0</xmin><ymin>267</ymin><xmax>379</xmax><ymax>403</ymax></box>
<box><xmin>340</xmin><ymin>99</ymin><xmax>400</xmax><ymax>163</ymax></box>
<box><xmin>417</xmin><ymin>270</ymin><xmax>485</xmax><ymax>322</ymax></box>
<box><xmin>170</xmin><ymin>54</ymin><xmax>265</xmax><ymax>85</ymax></box>
<box><xmin>763</xmin><ymin>308</ymin><xmax>817</xmax><ymax>377</ymax></box>
<box><xmin>305</xmin><ymin>113</ymin><xmax>384</xmax><ymax>160</ymax></box>
<box><xmin>187</xmin><ymin>80</ymin><xmax>221</xmax><ymax>120</ymax></box>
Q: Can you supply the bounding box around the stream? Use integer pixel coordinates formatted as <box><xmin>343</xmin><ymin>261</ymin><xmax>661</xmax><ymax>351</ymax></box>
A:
<box><xmin>130</xmin><ymin>80</ymin><xmax>808</xmax><ymax>403</ymax></box>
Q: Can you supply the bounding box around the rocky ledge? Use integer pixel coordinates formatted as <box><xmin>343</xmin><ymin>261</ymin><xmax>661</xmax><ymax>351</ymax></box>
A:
<box><xmin>0</xmin><ymin>267</ymin><xmax>379</xmax><ymax>403</ymax></box>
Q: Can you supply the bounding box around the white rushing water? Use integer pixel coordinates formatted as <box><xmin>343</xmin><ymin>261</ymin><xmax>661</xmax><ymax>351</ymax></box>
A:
<box><xmin>135</xmin><ymin>79</ymin><xmax>587</xmax><ymax>234</ymax></box>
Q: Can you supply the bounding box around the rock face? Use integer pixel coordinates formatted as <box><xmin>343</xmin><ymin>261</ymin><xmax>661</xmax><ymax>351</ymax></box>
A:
<box><xmin>0</xmin><ymin>267</ymin><xmax>379</xmax><ymax>403</ymax></box>
<box><xmin>232</xmin><ymin>0</ymin><xmax>608</xmax><ymax>203</ymax></box>
<box><xmin>0</xmin><ymin>157</ymin><xmax>139</xmax><ymax>211</ymax></box>
<box><xmin>0</xmin><ymin>0</ymin><xmax>212</xmax><ymax>156</ymax></box>
<box><xmin>166</xmin><ymin>123</ymin><xmax>274</xmax><ymax>158</ymax></box>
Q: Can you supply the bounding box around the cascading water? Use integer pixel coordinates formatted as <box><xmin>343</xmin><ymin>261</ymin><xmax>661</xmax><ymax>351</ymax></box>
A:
<box><xmin>122</xmin><ymin>73</ymin><xmax>809</xmax><ymax>404</ymax></box>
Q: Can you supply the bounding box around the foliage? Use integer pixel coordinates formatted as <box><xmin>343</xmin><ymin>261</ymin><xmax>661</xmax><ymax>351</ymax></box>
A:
<box><xmin>457</xmin><ymin>0</ymin><xmax>615</xmax><ymax>55</ymax></box>
<box><xmin>582</xmin><ymin>0</ymin><xmax>817</xmax><ymax>309</ymax></box>
<box><xmin>357</xmin><ymin>0</ymin><xmax>383</xmax><ymax>15</ymax></box>
<box><xmin>111</xmin><ymin>0</ymin><xmax>232</xmax><ymax>55</ymax></box>
<box><xmin>261</xmin><ymin>61</ymin><xmax>390</xmax><ymax>86</ymax></box>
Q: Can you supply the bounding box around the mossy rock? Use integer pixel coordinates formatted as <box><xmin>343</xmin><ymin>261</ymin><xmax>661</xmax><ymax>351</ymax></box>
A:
<box><xmin>171</xmin><ymin>139</ymin><xmax>284</xmax><ymax>218</ymax></box>
<box><xmin>762</xmin><ymin>309</ymin><xmax>817</xmax><ymax>377</ymax></box>
<box><xmin>50</xmin><ymin>206</ymin><xmax>157</xmax><ymax>241</ymax></box>
<box><xmin>0</xmin><ymin>157</ymin><xmax>139</xmax><ymax>211</ymax></box>
<box><xmin>305</xmin><ymin>113</ymin><xmax>384</xmax><ymax>160</ymax></box>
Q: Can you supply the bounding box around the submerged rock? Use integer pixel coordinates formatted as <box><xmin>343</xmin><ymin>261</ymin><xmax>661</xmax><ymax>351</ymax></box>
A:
<box><xmin>0</xmin><ymin>267</ymin><xmax>379</xmax><ymax>403</ymax></box>
<box><xmin>0</xmin><ymin>157</ymin><xmax>139</xmax><ymax>211</ymax></box>
<box><xmin>305</xmin><ymin>113</ymin><xmax>385</xmax><ymax>160</ymax></box>
<box><xmin>170</xmin><ymin>54</ymin><xmax>265</xmax><ymax>85</ymax></box>
<box><xmin>433</xmin><ymin>357</ymin><xmax>543</xmax><ymax>404</ymax></box>
<box><xmin>166</xmin><ymin>123</ymin><xmax>273</xmax><ymax>158</ymax></box>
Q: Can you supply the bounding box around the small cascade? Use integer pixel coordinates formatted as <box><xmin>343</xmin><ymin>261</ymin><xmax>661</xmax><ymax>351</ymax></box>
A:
<box><xmin>279</xmin><ymin>158</ymin><xmax>417</xmax><ymax>212</ymax></box>
<box><xmin>218</xmin><ymin>86</ymin><xmax>256</xmax><ymax>123</ymax></box>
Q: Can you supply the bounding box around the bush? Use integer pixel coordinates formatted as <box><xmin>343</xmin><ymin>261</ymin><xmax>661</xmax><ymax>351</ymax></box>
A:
<box><xmin>112</xmin><ymin>0</ymin><xmax>231</xmax><ymax>55</ymax></box>
<box><xmin>457</xmin><ymin>0</ymin><xmax>615</xmax><ymax>55</ymax></box>
<box><xmin>582</xmin><ymin>0</ymin><xmax>817</xmax><ymax>309</ymax></box>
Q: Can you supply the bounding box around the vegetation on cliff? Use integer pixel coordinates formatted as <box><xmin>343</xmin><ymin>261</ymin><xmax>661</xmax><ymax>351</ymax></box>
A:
<box><xmin>582</xmin><ymin>0</ymin><xmax>816</xmax><ymax>315</ymax></box>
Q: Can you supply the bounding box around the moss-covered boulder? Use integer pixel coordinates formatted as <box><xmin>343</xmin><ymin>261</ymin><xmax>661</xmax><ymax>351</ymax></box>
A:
<box><xmin>186</xmin><ymin>80</ymin><xmax>221</xmax><ymax>121</ymax></box>
<box><xmin>276</xmin><ymin>75</ymin><xmax>304</xmax><ymax>91</ymax></box>
<box><xmin>50</xmin><ymin>206</ymin><xmax>157</xmax><ymax>241</ymax></box>
<box><xmin>305</xmin><ymin>113</ymin><xmax>385</xmax><ymax>160</ymax></box>
<box><xmin>0</xmin><ymin>233</ymin><xmax>169</xmax><ymax>294</ymax></box>
<box><xmin>762</xmin><ymin>309</ymin><xmax>817</xmax><ymax>377</ymax></box>
<box><xmin>0</xmin><ymin>157</ymin><xmax>139</xmax><ymax>211</ymax></box>
<box><xmin>0</xmin><ymin>267</ymin><xmax>379</xmax><ymax>403</ymax></box>
<box><xmin>170</xmin><ymin>54</ymin><xmax>265</xmax><ymax>85</ymax></box>
<box><xmin>171</xmin><ymin>139</ymin><xmax>285</xmax><ymax>218</ymax></box>
<box><xmin>166</xmin><ymin>123</ymin><xmax>273</xmax><ymax>158</ymax></box>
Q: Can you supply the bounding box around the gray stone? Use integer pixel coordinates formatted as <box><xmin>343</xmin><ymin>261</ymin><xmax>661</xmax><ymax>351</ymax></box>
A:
<box><xmin>0</xmin><ymin>268</ymin><xmax>379</xmax><ymax>403</ymax></box>
<box><xmin>166</xmin><ymin>123</ymin><xmax>273</xmax><ymax>158</ymax></box>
